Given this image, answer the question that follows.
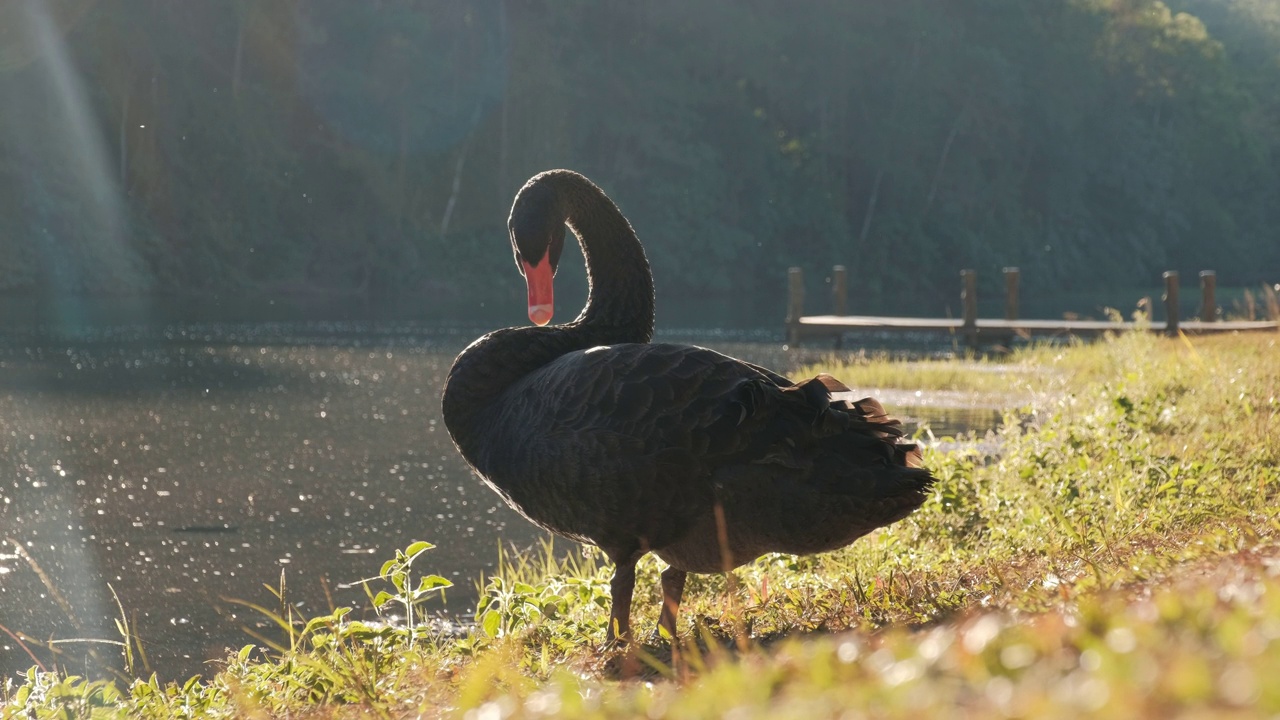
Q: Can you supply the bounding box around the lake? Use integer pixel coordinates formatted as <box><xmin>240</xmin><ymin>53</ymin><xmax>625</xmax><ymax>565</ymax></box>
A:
<box><xmin>0</xmin><ymin>324</ymin><xmax>999</xmax><ymax>681</ymax></box>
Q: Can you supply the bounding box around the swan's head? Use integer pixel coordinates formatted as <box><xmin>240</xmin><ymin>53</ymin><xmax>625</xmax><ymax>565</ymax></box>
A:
<box><xmin>509</xmin><ymin>181</ymin><xmax>566</xmax><ymax>326</ymax></box>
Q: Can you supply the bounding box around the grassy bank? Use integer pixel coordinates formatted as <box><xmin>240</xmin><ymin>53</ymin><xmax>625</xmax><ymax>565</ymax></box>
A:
<box><xmin>5</xmin><ymin>331</ymin><xmax>1279</xmax><ymax>718</ymax></box>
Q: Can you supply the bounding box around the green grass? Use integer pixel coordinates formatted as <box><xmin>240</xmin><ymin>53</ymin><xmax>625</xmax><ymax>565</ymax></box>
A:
<box><xmin>5</xmin><ymin>331</ymin><xmax>1280</xmax><ymax>718</ymax></box>
<box><xmin>798</xmin><ymin>355</ymin><xmax>1045</xmax><ymax>395</ymax></box>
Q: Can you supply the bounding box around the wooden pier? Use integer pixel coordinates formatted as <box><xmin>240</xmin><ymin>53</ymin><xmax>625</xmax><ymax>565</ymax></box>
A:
<box><xmin>786</xmin><ymin>266</ymin><xmax>1278</xmax><ymax>346</ymax></box>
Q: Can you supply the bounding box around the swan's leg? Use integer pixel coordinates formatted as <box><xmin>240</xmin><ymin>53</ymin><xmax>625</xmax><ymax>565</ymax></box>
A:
<box><xmin>658</xmin><ymin>566</ymin><xmax>687</xmax><ymax>640</ymax></box>
<box><xmin>607</xmin><ymin>560</ymin><xmax>637</xmax><ymax>644</ymax></box>
<box><xmin>659</xmin><ymin>566</ymin><xmax>688</xmax><ymax>677</ymax></box>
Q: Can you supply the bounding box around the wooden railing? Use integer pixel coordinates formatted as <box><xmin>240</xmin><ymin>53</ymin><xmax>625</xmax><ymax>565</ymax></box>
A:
<box><xmin>785</xmin><ymin>266</ymin><xmax>1277</xmax><ymax>346</ymax></box>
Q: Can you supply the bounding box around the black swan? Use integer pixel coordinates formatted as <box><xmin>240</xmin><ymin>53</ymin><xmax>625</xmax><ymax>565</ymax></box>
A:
<box><xmin>442</xmin><ymin>170</ymin><xmax>934</xmax><ymax>643</ymax></box>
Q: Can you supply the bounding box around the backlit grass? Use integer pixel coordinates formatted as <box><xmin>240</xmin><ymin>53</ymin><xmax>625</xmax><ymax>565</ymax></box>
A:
<box><xmin>5</xmin><ymin>331</ymin><xmax>1279</xmax><ymax>718</ymax></box>
<box><xmin>798</xmin><ymin>354</ymin><xmax>1047</xmax><ymax>396</ymax></box>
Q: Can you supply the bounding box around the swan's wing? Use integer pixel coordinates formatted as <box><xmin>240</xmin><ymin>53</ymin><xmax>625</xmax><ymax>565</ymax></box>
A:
<box><xmin>522</xmin><ymin>343</ymin><xmax>917</xmax><ymax>472</ymax></box>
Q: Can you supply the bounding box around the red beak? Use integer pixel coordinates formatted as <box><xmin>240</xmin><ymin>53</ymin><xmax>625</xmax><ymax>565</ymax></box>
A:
<box><xmin>522</xmin><ymin>257</ymin><xmax>554</xmax><ymax>326</ymax></box>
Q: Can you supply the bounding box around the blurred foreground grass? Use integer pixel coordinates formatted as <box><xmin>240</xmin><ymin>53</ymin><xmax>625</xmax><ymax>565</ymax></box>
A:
<box><xmin>5</xmin><ymin>331</ymin><xmax>1279</xmax><ymax>718</ymax></box>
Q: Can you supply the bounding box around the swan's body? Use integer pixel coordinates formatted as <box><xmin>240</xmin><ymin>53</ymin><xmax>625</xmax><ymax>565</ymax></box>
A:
<box><xmin>442</xmin><ymin>170</ymin><xmax>934</xmax><ymax>642</ymax></box>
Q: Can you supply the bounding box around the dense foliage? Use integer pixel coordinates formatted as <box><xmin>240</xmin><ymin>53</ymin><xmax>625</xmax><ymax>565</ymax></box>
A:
<box><xmin>1</xmin><ymin>0</ymin><xmax>1277</xmax><ymax>321</ymax></box>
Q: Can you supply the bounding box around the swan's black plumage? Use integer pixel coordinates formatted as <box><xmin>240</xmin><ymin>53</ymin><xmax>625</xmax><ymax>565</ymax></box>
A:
<box><xmin>442</xmin><ymin>170</ymin><xmax>933</xmax><ymax>642</ymax></box>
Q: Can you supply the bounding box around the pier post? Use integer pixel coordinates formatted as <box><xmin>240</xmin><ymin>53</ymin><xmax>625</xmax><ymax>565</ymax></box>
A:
<box><xmin>1163</xmin><ymin>271</ymin><xmax>1180</xmax><ymax>336</ymax></box>
<box><xmin>1199</xmin><ymin>270</ymin><xmax>1217</xmax><ymax>322</ymax></box>
<box><xmin>1003</xmin><ymin>267</ymin><xmax>1020</xmax><ymax>321</ymax></box>
<box><xmin>961</xmin><ymin>269</ymin><xmax>978</xmax><ymax>345</ymax></box>
<box><xmin>786</xmin><ymin>267</ymin><xmax>804</xmax><ymax>346</ymax></box>
<box><xmin>831</xmin><ymin>265</ymin><xmax>848</xmax><ymax>316</ymax></box>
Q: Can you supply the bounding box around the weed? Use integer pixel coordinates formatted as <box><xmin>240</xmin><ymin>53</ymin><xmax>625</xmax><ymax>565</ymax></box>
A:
<box><xmin>364</xmin><ymin>541</ymin><xmax>454</xmax><ymax>644</ymax></box>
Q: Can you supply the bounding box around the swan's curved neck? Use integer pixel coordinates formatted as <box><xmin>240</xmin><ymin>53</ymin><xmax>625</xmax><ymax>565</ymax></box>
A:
<box><xmin>442</xmin><ymin>171</ymin><xmax>654</xmax><ymax>457</ymax></box>
<box><xmin>547</xmin><ymin>170</ymin><xmax>655</xmax><ymax>341</ymax></box>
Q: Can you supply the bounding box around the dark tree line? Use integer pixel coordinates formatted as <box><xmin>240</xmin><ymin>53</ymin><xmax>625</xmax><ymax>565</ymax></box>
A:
<box><xmin>0</xmin><ymin>0</ymin><xmax>1276</xmax><ymax>324</ymax></box>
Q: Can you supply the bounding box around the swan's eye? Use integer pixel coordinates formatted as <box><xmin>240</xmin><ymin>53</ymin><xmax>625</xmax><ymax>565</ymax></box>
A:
<box><xmin>547</xmin><ymin>228</ymin><xmax>566</xmax><ymax>272</ymax></box>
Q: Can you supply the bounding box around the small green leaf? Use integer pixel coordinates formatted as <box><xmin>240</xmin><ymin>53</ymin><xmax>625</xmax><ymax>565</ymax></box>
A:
<box><xmin>380</xmin><ymin>559</ymin><xmax>398</xmax><ymax>577</ymax></box>
<box><xmin>481</xmin><ymin>610</ymin><xmax>501</xmax><ymax>638</ymax></box>
<box><xmin>131</xmin><ymin>682</ymin><xmax>155</xmax><ymax>699</ymax></box>
<box><xmin>405</xmin><ymin>541</ymin><xmax>435</xmax><ymax>557</ymax></box>
<box><xmin>373</xmin><ymin>591</ymin><xmax>394</xmax><ymax>608</ymax></box>
<box><xmin>238</xmin><ymin>644</ymin><xmax>255</xmax><ymax>662</ymax></box>
<box><xmin>303</xmin><ymin>616</ymin><xmax>333</xmax><ymax>636</ymax></box>
<box><xmin>418</xmin><ymin>574</ymin><xmax>453</xmax><ymax>592</ymax></box>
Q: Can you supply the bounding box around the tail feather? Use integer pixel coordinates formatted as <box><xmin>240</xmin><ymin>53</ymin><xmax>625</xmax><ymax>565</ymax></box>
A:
<box><xmin>813</xmin><ymin>373</ymin><xmax>852</xmax><ymax>393</ymax></box>
<box><xmin>719</xmin><ymin>373</ymin><xmax>936</xmax><ymax>539</ymax></box>
<box><xmin>780</xmin><ymin>375</ymin><xmax>928</xmax><ymax>470</ymax></box>
<box><xmin>730</xmin><ymin>373</ymin><xmax>931</xmax><ymax>476</ymax></box>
